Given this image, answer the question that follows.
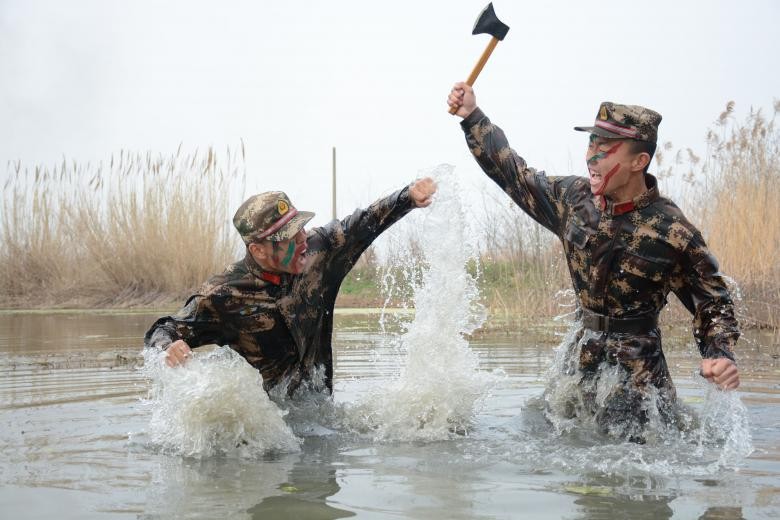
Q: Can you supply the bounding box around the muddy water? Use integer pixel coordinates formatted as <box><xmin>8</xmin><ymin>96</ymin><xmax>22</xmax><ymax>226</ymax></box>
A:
<box><xmin>0</xmin><ymin>311</ymin><xmax>778</xmax><ymax>519</ymax></box>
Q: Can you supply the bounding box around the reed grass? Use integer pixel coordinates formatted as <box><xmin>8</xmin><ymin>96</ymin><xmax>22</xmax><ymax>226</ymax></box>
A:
<box><xmin>1</xmin><ymin>146</ymin><xmax>245</xmax><ymax>307</ymax></box>
<box><xmin>659</xmin><ymin>101</ymin><xmax>780</xmax><ymax>328</ymax></box>
<box><xmin>2</xmin><ymin>101</ymin><xmax>778</xmax><ymax>333</ymax></box>
<box><xmin>472</xmin><ymin>190</ymin><xmax>570</xmax><ymax>320</ymax></box>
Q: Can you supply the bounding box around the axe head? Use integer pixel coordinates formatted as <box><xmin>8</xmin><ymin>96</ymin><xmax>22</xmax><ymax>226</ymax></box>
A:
<box><xmin>472</xmin><ymin>3</ymin><xmax>509</xmax><ymax>41</ymax></box>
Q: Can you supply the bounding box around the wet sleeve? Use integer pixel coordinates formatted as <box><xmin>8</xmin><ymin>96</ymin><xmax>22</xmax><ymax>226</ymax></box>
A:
<box><xmin>672</xmin><ymin>232</ymin><xmax>739</xmax><ymax>361</ymax></box>
<box><xmin>316</xmin><ymin>185</ymin><xmax>415</xmax><ymax>269</ymax></box>
<box><xmin>461</xmin><ymin>108</ymin><xmax>573</xmax><ymax>235</ymax></box>
<box><xmin>143</xmin><ymin>294</ymin><xmax>237</xmax><ymax>351</ymax></box>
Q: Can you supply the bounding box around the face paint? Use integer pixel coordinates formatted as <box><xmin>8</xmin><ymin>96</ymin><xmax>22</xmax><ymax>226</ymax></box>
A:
<box><xmin>594</xmin><ymin>162</ymin><xmax>621</xmax><ymax>196</ymax></box>
<box><xmin>587</xmin><ymin>142</ymin><xmax>623</xmax><ymax>165</ymax></box>
<box><xmin>281</xmin><ymin>241</ymin><xmax>296</xmax><ymax>267</ymax></box>
<box><xmin>587</xmin><ymin>140</ymin><xmax>623</xmax><ymax>197</ymax></box>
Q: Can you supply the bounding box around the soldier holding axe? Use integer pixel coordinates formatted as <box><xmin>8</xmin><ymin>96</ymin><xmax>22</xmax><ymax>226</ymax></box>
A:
<box><xmin>447</xmin><ymin>3</ymin><xmax>739</xmax><ymax>441</ymax></box>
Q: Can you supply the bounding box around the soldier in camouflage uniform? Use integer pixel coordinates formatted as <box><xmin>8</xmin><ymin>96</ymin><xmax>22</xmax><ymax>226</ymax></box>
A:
<box><xmin>447</xmin><ymin>83</ymin><xmax>740</xmax><ymax>438</ymax></box>
<box><xmin>144</xmin><ymin>178</ymin><xmax>436</xmax><ymax>395</ymax></box>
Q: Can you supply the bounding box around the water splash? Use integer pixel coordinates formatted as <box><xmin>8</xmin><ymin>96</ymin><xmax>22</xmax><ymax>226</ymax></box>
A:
<box><xmin>269</xmin><ymin>366</ymin><xmax>346</xmax><ymax>438</ymax></box>
<box><xmin>691</xmin><ymin>371</ymin><xmax>754</xmax><ymax>469</ymax></box>
<box><xmin>525</xmin><ymin>318</ymin><xmax>753</xmax><ymax>477</ymax></box>
<box><xmin>512</xmin><ymin>390</ymin><xmax>753</xmax><ymax>479</ymax></box>
<box><xmin>345</xmin><ymin>164</ymin><xmax>495</xmax><ymax>441</ymax></box>
<box><xmin>141</xmin><ymin>346</ymin><xmax>301</xmax><ymax>457</ymax></box>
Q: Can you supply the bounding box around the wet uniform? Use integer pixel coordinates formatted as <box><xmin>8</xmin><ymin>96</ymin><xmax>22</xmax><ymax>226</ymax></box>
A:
<box><xmin>461</xmin><ymin>108</ymin><xmax>739</xmax><ymax>432</ymax></box>
<box><xmin>144</xmin><ymin>187</ymin><xmax>414</xmax><ymax>395</ymax></box>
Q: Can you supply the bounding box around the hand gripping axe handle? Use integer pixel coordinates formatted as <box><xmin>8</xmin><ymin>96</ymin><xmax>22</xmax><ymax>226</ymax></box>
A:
<box><xmin>449</xmin><ymin>2</ymin><xmax>510</xmax><ymax>114</ymax></box>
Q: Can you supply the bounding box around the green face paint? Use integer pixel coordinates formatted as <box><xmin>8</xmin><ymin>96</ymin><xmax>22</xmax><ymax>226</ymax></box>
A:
<box><xmin>587</xmin><ymin>142</ymin><xmax>622</xmax><ymax>165</ymax></box>
<box><xmin>281</xmin><ymin>241</ymin><xmax>296</xmax><ymax>266</ymax></box>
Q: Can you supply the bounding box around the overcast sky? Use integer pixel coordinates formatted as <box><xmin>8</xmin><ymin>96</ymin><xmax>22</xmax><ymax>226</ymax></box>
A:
<box><xmin>2</xmin><ymin>0</ymin><xmax>778</xmax><ymax>226</ymax></box>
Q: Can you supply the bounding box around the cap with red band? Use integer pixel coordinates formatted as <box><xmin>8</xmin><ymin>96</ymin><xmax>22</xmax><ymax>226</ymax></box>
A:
<box><xmin>233</xmin><ymin>191</ymin><xmax>315</xmax><ymax>244</ymax></box>
<box><xmin>575</xmin><ymin>102</ymin><xmax>661</xmax><ymax>143</ymax></box>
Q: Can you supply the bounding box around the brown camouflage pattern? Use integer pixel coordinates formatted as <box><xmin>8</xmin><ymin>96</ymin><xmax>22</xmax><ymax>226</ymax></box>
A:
<box><xmin>233</xmin><ymin>191</ymin><xmax>315</xmax><ymax>243</ymax></box>
<box><xmin>461</xmin><ymin>107</ymin><xmax>739</xmax><ymax>431</ymax></box>
<box><xmin>568</xmin><ymin>328</ymin><xmax>680</xmax><ymax>439</ymax></box>
<box><xmin>145</xmin><ymin>187</ymin><xmax>414</xmax><ymax>395</ymax></box>
<box><xmin>574</xmin><ymin>101</ymin><xmax>662</xmax><ymax>143</ymax></box>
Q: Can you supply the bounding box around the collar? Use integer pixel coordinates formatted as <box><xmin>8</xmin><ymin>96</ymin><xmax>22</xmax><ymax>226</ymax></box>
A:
<box><xmin>260</xmin><ymin>271</ymin><xmax>281</xmax><ymax>285</ymax></box>
<box><xmin>597</xmin><ymin>173</ymin><xmax>660</xmax><ymax>216</ymax></box>
<box><xmin>244</xmin><ymin>252</ymin><xmax>284</xmax><ymax>286</ymax></box>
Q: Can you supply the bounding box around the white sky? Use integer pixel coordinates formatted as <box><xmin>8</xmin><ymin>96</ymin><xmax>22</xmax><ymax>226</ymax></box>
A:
<box><xmin>2</xmin><ymin>0</ymin><xmax>779</xmax><ymax>226</ymax></box>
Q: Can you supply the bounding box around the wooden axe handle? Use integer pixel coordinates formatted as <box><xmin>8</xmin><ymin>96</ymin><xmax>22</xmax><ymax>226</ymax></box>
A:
<box><xmin>449</xmin><ymin>36</ymin><xmax>500</xmax><ymax>115</ymax></box>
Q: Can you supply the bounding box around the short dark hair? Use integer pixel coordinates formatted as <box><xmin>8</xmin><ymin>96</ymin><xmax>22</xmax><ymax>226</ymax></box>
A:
<box><xmin>628</xmin><ymin>140</ymin><xmax>656</xmax><ymax>174</ymax></box>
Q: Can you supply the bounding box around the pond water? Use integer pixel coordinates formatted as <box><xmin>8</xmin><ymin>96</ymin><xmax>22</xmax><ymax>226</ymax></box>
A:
<box><xmin>0</xmin><ymin>310</ymin><xmax>778</xmax><ymax>520</ymax></box>
<box><xmin>2</xmin><ymin>167</ymin><xmax>779</xmax><ymax>518</ymax></box>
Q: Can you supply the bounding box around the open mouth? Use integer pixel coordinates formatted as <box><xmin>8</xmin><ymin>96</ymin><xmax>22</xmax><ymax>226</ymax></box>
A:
<box><xmin>294</xmin><ymin>245</ymin><xmax>308</xmax><ymax>268</ymax></box>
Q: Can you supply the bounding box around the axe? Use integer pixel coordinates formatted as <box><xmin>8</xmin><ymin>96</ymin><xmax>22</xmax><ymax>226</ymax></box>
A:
<box><xmin>449</xmin><ymin>3</ymin><xmax>510</xmax><ymax>115</ymax></box>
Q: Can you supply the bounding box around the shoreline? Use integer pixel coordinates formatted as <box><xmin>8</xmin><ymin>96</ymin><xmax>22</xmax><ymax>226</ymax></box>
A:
<box><xmin>2</xmin><ymin>306</ymin><xmax>773</xmax><ymax>337</ymax></box>
<box><xmin>0</xmin><ymin>306</ymin><xmax>415</xmax><ymax>316</ymax></box>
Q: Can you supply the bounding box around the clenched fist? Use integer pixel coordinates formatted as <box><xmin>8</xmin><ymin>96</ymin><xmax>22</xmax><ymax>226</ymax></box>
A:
<box><xmin>700</xmin><ymin>358</ymin><xmax>740</xmax><ymax>390</ymax></box>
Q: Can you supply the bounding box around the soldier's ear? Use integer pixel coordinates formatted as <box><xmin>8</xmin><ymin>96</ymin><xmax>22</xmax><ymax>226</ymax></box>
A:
<box><xmin>248</xmin><ymin>242</ymin><xmax>267</xmax><ymax>262</ymax></box>
<box><xmin>632</xmin><ymin>152</ymin><xmax>651</xmax><ymax>173</ymax></box>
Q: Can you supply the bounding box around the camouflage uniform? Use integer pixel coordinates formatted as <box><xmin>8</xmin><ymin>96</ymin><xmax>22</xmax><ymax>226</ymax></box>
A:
<box><xmin>144</xmin><ymin>187</ymin><xmax>415</xmax><ymax>395</ymax></box>
<box><xmin>460</xmin><ymin>103</ymin><xmax>739</xmax><ymax>434</ymax></box>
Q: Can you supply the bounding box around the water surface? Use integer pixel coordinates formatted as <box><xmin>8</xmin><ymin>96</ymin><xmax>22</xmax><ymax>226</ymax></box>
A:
<box><xmin>1</xmin><ymin>311</ymin><xmax>778</xmax><ymax>519</ymax></box>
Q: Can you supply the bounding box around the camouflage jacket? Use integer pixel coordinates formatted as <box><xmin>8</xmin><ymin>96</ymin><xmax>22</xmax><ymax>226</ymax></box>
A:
<box><xmin>461</xmin><ymin>108</ymin><xmax>738</xmax><ymax>361</ymax></box>
<box><xmin>144</xmin><ymin>186</ymin><xmax>415</xmax><ymax>394</ymax></box>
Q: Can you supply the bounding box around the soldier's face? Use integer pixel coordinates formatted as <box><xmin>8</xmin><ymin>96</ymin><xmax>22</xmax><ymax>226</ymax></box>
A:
<box><xmin>263</xmin><ymin>229</ymin><xmax>308</xmax><ymax>274</ymax></box>
<box><xmin>586</xmin><ymin>135</ymin><xmax>631</xmax><ymax>198</ymax></box>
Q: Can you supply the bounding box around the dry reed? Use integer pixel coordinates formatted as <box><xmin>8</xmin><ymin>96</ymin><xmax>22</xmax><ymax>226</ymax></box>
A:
<box><xmin>2</xmin><ymin>101</ymin><xmax>777</xmax><ymax>331</ymax></box>
<box><xmin>1</xmin><ymin>145</ymin><xmax>245</xmax><ymax>307</ymax></box>
<box><xmin>471</xmin><ymin>190</ymin><xmax>569</xmax><ymax>321</ymax></box>
<box><xmin>658</xmin><ymin>101</ymin><xmax>780</xmax><ymax>328</ymax></box>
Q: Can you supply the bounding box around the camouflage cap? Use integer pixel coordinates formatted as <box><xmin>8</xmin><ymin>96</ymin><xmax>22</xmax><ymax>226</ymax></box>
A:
<box><xmin>574</xmin><ymin>102</ymin><xmax>662</xmax><ymax>143</ymax></box>
<box><xmin>233</xmin><ymin>191</ymin><xmax>315</xmax><ymax>244</ymax></box>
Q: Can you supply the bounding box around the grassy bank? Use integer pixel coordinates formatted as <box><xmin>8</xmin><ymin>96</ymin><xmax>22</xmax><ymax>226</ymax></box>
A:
<box><xmin>2</xmin><ymin>102</ymin><xmax>778</xmax><ymax>331</ymax></box>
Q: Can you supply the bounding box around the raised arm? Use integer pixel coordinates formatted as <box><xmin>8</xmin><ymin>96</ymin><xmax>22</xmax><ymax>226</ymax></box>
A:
<box><xmin>449</xmin><ymin>82</ymin><xmax>575</xmax><ymax>236</ymax></box>
<box><xmin>313</xmin><ymin>178</ymin><xmax>436</xmax><ymax>274</ymax></box>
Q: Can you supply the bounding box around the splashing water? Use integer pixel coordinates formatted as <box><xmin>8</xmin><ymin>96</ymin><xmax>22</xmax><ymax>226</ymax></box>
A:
<box><xmin>513</xmin><ymin>382</ymin><xmax>753</xmax><ymax>479</ymax></box>
<box><xmin>692</xmin><ymin>372</ymin><xmax>753</xmax><ymax>469</ymax></box>
<box><xmin>141</xmin><ymin>346</ymin><xmax>301</xmax><ymax>457</ymax></box>
<box><xmin>345</xmin><ymin>165</ymin><xmax>495</xmax><ymax>441</ymax></box>
<box><xmin>527</xmin><ymin>309</ymin><xmax>753</xmax><ymax>477</ymax></box>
